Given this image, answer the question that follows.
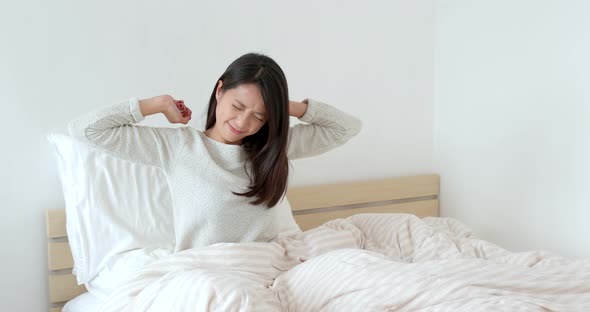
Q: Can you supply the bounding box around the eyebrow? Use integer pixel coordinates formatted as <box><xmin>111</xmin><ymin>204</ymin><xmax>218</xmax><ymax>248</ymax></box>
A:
<box><xmin>235</xmin><ymin>99</ymin><xmax>266</xmax><ymax>116</ymax></box>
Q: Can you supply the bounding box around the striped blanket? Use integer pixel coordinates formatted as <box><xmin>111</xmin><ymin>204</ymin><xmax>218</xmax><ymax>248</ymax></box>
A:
<box><xmin>99</xmin><ymin>214</ymin><xmax>590</xmax><ymax>311</ymax></box>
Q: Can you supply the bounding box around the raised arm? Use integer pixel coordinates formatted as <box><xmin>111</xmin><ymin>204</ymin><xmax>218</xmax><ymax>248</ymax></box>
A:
<box><xmin>287</xmin><ymin>98</ymin><xmax>362</xmax><ymax>160</ymax></box>
<box><xmin>67</xmin><ymin>95</ymin><xmax>192</xmax><ymax>169</ymax></box>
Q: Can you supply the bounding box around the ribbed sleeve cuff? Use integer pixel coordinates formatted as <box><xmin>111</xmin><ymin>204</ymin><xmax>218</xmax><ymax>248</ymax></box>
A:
<box><xmin>299</xmin><ymin>98</ymin><xmax>319</xmax><ymax>123</ymax></box>
<box><xmin>129</xmin><ymin>97</ymin><xmax>145</xmax><ymax>123</ymax></box>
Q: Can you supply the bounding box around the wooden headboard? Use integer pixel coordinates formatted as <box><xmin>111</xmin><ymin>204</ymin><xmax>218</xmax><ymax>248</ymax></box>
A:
<box><xmin>46</xmin><ymin>174</ymin><xmax>439</xmax><ymax>312</ymax></box>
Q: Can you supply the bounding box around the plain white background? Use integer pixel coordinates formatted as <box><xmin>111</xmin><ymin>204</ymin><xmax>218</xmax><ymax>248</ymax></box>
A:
<box><xmin>1</xmin><ymin>0</ymin><xmax>588</xmax><ymax>310</ymax></box>
<box><xmin>434</xmin><ymin>0</ymin><xmax>589</xmax><ymax>259</ymax></box>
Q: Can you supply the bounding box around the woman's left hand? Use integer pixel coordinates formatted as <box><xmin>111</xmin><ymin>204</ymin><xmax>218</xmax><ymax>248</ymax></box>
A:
<box><xmin>289</xmin><ymin>100</ymin><xmax>308</xmax><ymax>118</ymax></box>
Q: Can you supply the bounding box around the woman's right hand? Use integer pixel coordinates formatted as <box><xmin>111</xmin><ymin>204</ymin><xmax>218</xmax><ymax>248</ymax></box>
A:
<box><xmin>140</xmin><ymin>94</ymin><xmax>192</xmax><ymax>124</ymax></box>
<box><xmin>162</xmin><ymin>95</ymin><xmax>192</xmax><ymax>124</ymax></box>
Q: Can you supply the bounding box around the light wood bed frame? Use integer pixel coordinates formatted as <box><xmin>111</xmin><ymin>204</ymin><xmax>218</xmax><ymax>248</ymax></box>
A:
<box><xmin>46</xmin><ymin>174</ymin><xmax>439</xmax><ymax>312</ymax></box>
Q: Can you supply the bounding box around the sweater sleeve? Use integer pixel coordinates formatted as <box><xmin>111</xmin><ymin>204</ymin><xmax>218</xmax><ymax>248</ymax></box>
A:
<box><xmin>287</xmin><ymin>98</ymin><xmax>362</xmax><ymax>160</ymax></box>
<box><xmin>67</xmin><ymin>97</ymin><xmax>187</xmax><ymax>169</ymax></box>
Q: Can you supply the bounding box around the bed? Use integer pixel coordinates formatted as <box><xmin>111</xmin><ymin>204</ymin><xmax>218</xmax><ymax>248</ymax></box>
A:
<box><xmin>46</xmin><ymin>174</ymin><xmax>439</xmax><ymax>311</ymax></box>
<box><xmin>46</xmin><ymin>173</ymin><xmax>590</xmax><ymax>311</ymax></box>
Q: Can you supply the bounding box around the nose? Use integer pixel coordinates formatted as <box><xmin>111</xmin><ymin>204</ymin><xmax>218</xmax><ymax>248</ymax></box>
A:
<box><xmin>235</xmin><ymin>112</ymin><xmax>248</xmax><ymax>130</ymax></box>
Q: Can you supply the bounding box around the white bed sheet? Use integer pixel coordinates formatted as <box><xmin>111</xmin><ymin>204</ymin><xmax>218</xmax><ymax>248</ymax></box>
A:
<box><xmin>62</xmin><ymin>292</ymin><xmax>104</xmax><ymax>312</ymax></box>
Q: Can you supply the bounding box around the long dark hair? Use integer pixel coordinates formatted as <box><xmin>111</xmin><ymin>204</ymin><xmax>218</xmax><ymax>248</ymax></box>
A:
<box><xmin>205</xmin><ymin>53</ymin><xmax>290</xmax><ymax>208</ymax></box>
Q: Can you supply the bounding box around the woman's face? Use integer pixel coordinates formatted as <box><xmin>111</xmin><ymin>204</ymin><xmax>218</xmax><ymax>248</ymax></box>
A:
<box><xmin>206</xmin><ymin>80</ymin><xmax>268</xmax><ymax>145</ymax></box>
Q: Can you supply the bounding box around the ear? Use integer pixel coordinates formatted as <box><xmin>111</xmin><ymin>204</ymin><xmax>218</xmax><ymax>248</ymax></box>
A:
<box><xmin>215</xmin><ymin>80</ymin><xmax>223</xmax><ymax>101</ymax></box>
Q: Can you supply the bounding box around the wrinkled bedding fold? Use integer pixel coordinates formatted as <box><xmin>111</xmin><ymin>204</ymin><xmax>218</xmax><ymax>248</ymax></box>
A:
<box><xmin>99</xmin><ymin>214</ymin><xmax>590</xmax><ymax>312</ymax></box>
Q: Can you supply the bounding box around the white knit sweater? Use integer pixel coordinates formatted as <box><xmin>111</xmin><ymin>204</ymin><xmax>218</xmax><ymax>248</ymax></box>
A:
<box><xmin>68</xmin><ymin>97</ymin><xmax>362</xmax><ymax>251</ymax></box>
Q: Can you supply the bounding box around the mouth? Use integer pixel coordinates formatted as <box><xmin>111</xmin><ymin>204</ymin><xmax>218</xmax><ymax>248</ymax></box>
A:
<box><xmin>228</xmin><ymin>123</ymin><xmax>243</xmax><ymax>135</ymax></box>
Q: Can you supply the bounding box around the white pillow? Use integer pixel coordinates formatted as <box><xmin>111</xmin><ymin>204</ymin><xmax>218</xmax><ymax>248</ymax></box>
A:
<box><xmin>47</xmin><ymin>133</ymin><xmax>175</xmax><ymax>284</ymax></box>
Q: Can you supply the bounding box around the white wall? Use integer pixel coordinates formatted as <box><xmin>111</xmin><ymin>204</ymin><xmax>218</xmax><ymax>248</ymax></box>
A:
<box><xmin>434</xmin><ymin>0</ymin><xmax>590</xmax><ymax>258</ymax></box>
<box><xmin>0</xmin><ymin>1</ymin><xmax>435</xmax><ymax>310</ymax></box>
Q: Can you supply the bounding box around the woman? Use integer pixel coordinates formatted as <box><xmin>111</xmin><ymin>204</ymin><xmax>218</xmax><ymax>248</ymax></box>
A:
<box><xmin>68</xmin><ymin>52</ymin><xmax>362</xmax><ymax>252</ymax></box>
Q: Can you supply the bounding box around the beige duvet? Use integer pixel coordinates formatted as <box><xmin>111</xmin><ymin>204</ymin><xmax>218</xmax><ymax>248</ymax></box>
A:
<box><xmin>98</xmin><ymin>214</ymin><xmax>590</xmax><ymax>312</ymax></box>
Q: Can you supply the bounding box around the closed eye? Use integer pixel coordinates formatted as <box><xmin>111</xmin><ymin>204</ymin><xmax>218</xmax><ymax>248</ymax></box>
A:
<box><xmin>234</xmin><ymin>104</ymin><xmax>264</xmax><ymax>121</ymax></box>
